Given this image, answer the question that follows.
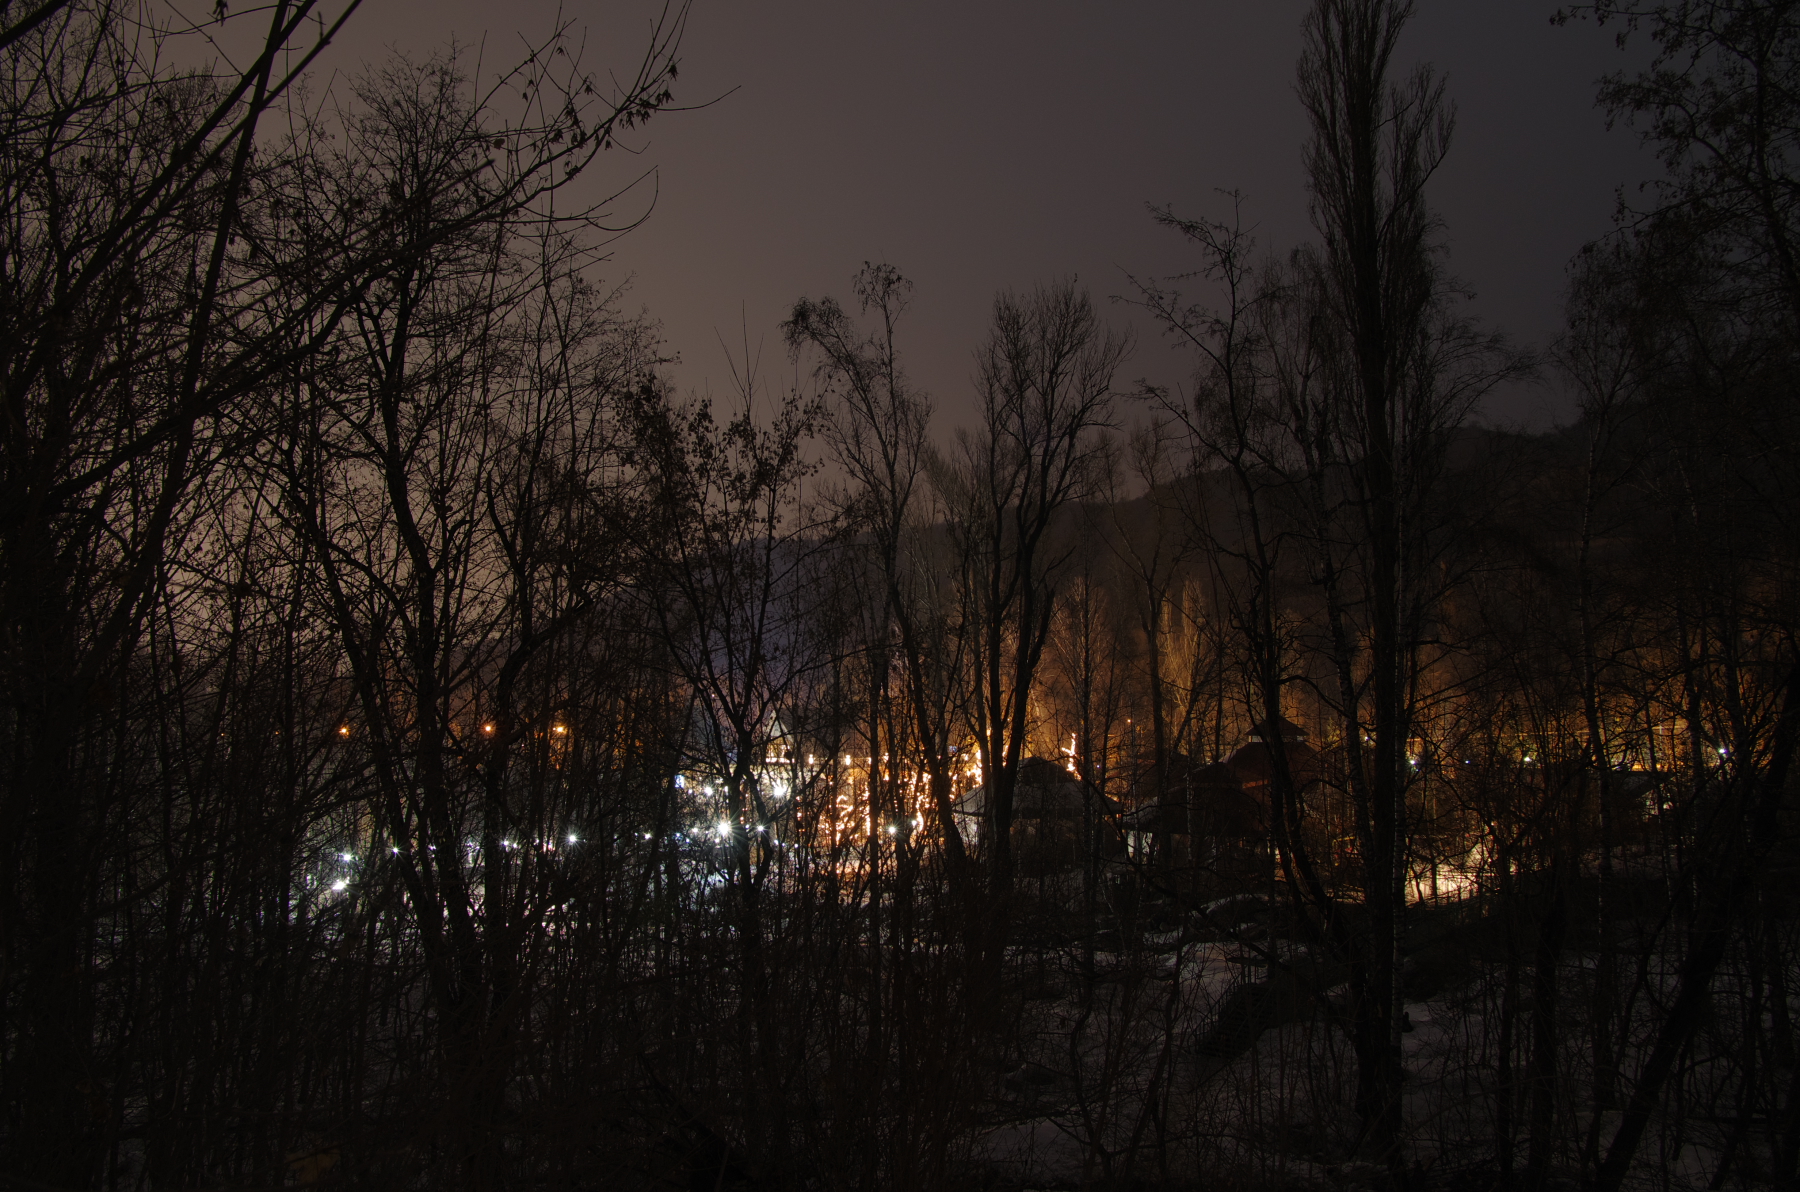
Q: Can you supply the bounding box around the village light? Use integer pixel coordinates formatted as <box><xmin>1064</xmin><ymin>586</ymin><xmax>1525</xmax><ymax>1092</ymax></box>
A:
<box><xmin>483</xmin><ymin>723</ymin><xmax>495</xmax><ymax>734</ymax></box>
<box><xmin>337</xmin><ymin>725</ymin><xmax>350</xmax><ymax>738</ymax></box>
<box><xmin>339</xmin><ymin>852</ymin><xmax>355</xmax><ymax>863</ymax></box>
<box><xmin>567</xmin><ymin>833</ymin><xmax>579</xmax><ymax>844</ymax></box>
<box><xmin>552</xmin><ymin>724</ymin><xmax>567</xmax><ymax>735</ymax></box>
<box><xmin>331</xmin><ymin>879</ymin><xmax>347</xmax><ymax>892</ymax></box>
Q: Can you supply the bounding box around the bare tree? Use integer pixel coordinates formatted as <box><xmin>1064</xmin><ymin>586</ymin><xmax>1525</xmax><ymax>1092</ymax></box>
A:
<box><xmin>0</xmin><ymin>4</ymin><xmax>685</xmax><ymax>1179</ymax></box>
<box><xmin>627</xmin><ymin>358</ymin><xmax>828</xmax><ymax>1180</ymax></box>
<box><xmin>786</xmin><ymin>264</ymin><xmax>972</xmax><ymax>883</ymax></box>
<box><xmin>936</xmin><ymin>281</ymin><xmax>1125</xmax><ymax>899</ymax></box>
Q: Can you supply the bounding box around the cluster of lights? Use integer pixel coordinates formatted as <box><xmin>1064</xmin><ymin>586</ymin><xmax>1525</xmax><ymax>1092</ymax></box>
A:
<box><xmin>338</xmin><ymin>721</ymin><xmax>570</xmax><ymax>739</ymax></box>
<box><xmin>669</xmin><ymin>747</ymin><xmax>984</xmax><ymax>856</ymax></box>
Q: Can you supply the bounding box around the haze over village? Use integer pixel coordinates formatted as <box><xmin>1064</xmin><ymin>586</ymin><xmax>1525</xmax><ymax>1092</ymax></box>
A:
<box><xmin>2</xmin><ymin>3</ymin><xmax>1797</xmax><ymax>1191</ymax></box>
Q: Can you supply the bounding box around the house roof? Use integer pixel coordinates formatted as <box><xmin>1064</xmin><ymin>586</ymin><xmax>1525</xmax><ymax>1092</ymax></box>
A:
<box><xmin>1225</xmin><ymin>738</ymin><xmax>1322</xmax><ymax>789</ymax></box>
<box><xmin>957</xmin><ymin>756</ymin><xmax>1106</xmax><ymax>820</ymax></box>
<box><xmin>1247</xmin><ymin>717</ymin><xmax>1309</xmax><ymax>744</ymax></box>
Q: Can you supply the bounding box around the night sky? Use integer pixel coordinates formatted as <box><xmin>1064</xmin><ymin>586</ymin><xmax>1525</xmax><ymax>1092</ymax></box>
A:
<box><xmin>299</xmin><ymin>1</ymin><xmax>1659</xmax><ymax>430</ymax></box>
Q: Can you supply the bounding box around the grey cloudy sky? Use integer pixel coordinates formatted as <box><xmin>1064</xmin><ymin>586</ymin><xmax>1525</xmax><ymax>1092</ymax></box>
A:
<box><xmin>294</xmin><ymin>0</ymin><xmax>1659</xmax><ymax>429</ymax></box>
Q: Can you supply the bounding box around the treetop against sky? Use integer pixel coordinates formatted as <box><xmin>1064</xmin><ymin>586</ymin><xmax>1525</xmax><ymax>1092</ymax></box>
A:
<box><xmin>194</xmin><ymin>0</ymin><xmax>1657</xmax><ymax>429</ymax></box>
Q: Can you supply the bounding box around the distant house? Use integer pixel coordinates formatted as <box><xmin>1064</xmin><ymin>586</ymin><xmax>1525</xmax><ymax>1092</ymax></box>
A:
<box><xmin>1223</xmin><ymin>717</ymin><xmax>1323</xmax><ymax>797</ymax></box>
<box><xmin>1123</xmin><ymin>719</ymin><xmax>1322</xmax><ymax>888</ymax></box>
<box><xmin>957</xmin><ymin>756</ymin><xmax>1122</xmax><ymax>874</ymax></box>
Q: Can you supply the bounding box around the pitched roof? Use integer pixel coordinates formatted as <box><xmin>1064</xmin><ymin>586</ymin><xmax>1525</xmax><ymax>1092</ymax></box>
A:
<box><xmin>1247</xmin><ymin>717</ymin><xmax>1308</xmax><ymax>744</ymax></box>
